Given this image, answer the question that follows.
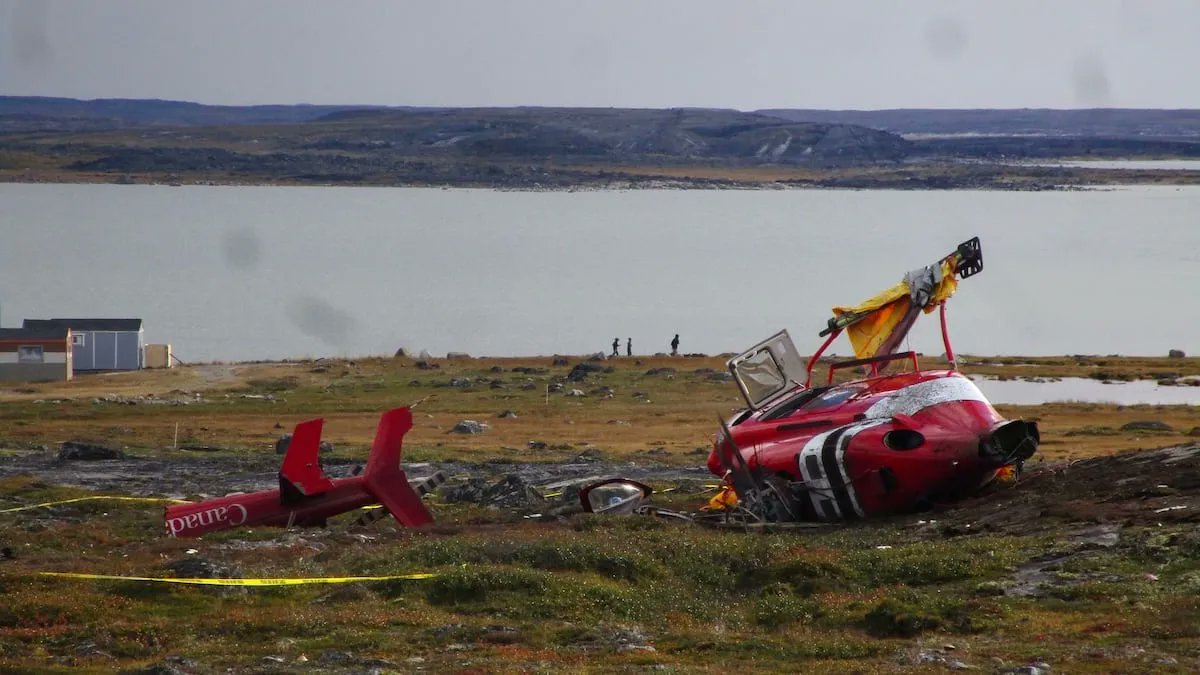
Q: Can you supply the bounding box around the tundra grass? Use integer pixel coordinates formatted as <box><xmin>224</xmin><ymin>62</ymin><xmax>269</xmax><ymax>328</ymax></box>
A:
<box><xmin>2</xmin><ymin>478</ymin><xmax>1200</xmax><ymax>672</ymax></box>
<box><xmin>1</xmin><ymin>355</ymin><xmax>1198</xmax><ymax>463</ymax></box>
<box><xmin>2</xmin><ymin>356</ymin><xmax>1200</xmax><ymax>671</ymax></box>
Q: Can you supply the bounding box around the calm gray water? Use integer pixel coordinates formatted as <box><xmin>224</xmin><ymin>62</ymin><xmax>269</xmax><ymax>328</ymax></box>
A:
<box><xmin>1</xmin><ymin>184</ymin><xmax>1198</xmax><ymax>363</ymax></box>
<box><xmin>971</xmin><ymin>377</ymin><xmax>1200</xmax><ymax>406</ymax></box>
<box><xmin>1036</xmin><ymin>160</ymin><xmax>1200</xmax><ymax>171</ymax></box>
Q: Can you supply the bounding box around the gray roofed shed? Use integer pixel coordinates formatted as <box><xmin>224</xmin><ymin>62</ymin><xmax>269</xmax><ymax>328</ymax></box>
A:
<box><xmin>22</xmin><ymin>318</ymin><xmax>144</xmax><ymax>371</ymax></box>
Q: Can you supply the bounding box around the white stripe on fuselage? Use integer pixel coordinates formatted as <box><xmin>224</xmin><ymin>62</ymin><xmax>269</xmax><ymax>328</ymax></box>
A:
<box><xmin>796</xmin><ymin>420</ymin><xmax>886</xmax><ymax>520</ymax></box>
<box><xmin>864</xmin><ymin>375</ymin><xmax>989</xmax><ymax>419</ymax></box>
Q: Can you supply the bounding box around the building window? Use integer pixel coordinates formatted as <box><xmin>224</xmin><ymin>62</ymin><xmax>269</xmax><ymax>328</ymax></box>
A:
<box><xmin>17</xmin><ymin>346</ymin><xmax>44</xmax><ymax>363</ymax></box>
<box><xmin>72</xmin><ymin>334</ymin><xmax>86</xmax><ymax>347</ymax></box>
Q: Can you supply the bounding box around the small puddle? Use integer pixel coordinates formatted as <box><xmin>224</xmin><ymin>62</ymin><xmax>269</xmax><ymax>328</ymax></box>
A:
<box><xmin>971</xmin><ymin>376</ymin><xmax>1200</xmax><ymax>406</ymax></box>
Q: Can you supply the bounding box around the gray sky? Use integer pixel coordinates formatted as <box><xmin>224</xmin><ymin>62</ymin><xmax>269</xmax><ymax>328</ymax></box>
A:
<box><xmin>2</xmin><ymin>0</ymin><xmax>1197</xmax><ymax>109</ymax></box>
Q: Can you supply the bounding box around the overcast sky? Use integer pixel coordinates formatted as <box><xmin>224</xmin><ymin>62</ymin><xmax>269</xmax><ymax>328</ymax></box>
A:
<box><xmin>2</xmin><ymin>0</ymin><xmax>1197</xmax><ymax>110</ymax></box>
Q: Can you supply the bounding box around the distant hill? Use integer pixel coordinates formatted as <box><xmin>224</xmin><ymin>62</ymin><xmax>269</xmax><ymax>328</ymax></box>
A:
<box><xmin>302</xmin><ymin>107</ymin><xmax>911</xmax><ymax>163</ymax></box>
<box><xmin>4</xmin><ymin>97</ymin><xmax>1200</xmax><ymax>188</ymax></box>
<box><xmin>0</xmin><ymin>96</ymin><xmax>385</xmax><ymax>130</ymax></box>
<box><xmin>755</xmin><ymin>108</ymin><xmax>1200</xmax><ymax>139</ymax></box>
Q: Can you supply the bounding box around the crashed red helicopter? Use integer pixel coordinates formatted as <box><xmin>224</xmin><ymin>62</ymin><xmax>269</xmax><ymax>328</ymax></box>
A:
<box><xmin>585</xmin><ymin>237</ymin><xmax>1039</xmax><ymax>524</ymax></box>
<box><xmin>705</xmin><ymin>237</ymin><xmax>1038</xmax><ymax>523</ymax></box>
<box><xmin>164</xmin><ymin>407</ymin><xmax>442</xmax><ymax>537</ymax></box>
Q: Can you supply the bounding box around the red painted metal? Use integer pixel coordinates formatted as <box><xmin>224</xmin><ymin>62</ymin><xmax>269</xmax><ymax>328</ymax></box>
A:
<box><xmin>164</xmin><ymin>407</ymin><xmax>433</xmax><ymax>537</ymax></box>
<box><xmin>940</xmin><ymin>302</ymin><xmax>957</xmax><ymax>370</ymax></box>
<box><xmin>804</xmin><ymin>328</ymin><xmax>841</xmax><ymax>387</ymax></box>
<box><xmin>706</xmin><ymin>367</ymin><xmax>1024</xmax><ymax>520</ymax></box>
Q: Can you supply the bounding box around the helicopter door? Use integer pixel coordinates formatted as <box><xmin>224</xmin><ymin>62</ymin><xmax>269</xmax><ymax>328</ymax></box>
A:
<box><xmin>727</xmin><ymin>329</ymin><xmax>807</xmax><ymax>411</ymax></box>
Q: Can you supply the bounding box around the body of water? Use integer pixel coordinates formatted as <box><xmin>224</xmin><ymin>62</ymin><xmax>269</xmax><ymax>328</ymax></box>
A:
<box><xmin>1032</xmin><ymin>159</ymin><xmax>1200</xmax><ymax>171</ymax></box>
<box><xmin>1</xmin><ymin>184</ymin><xmax>1198</xmax><ymax>362</ymax></box>
<box><xmin>972</xmin><ymin>376</ymin><xmax>1200</xmax><ymax>406</ymax></box>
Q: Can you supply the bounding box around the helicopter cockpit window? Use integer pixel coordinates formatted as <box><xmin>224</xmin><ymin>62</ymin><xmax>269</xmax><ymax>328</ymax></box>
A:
<box><xmin>728</xmin><ymin>330</ymin><xmax>807</xmax><ymax>410</ymax></box>
<box><xmin>799</xmin><ymin>384</ymin><xmax>866</xmax><ymax>411</ymax></box>
<box><xmin>736</xmin><ymin>348</ymin><xmax>785</xmax><ymax>405</ymax></box>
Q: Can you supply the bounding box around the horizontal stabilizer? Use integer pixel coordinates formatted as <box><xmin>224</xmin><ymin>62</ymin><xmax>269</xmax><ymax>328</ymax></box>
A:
<box><xmin>364</xmin><ymin>407</ymin><xmax>435</xmax><ymax>527</ymax></box>
<box><xmin>352</xmin><ymin>472</ymin><xmax>447</xmax><ymax>528</ymax></box>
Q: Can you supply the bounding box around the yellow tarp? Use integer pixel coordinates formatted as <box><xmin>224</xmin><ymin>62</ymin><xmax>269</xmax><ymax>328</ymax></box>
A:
<box><xmin>831</xmin><ymin>260</ymin><xmax>958</xmax><ymax>358</ymax></box>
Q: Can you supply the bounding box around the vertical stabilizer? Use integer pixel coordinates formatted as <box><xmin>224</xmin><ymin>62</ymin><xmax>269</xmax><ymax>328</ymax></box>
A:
<box><xmin>279</xmin><ymin>418</ymin><xmax>334</xmax><ymax>499</ymax></box>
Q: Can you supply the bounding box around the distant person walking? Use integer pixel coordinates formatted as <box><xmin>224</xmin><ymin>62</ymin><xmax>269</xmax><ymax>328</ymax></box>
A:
<box><xmin>612</xmin><ymin>338</ymin><xmax>620</xmax><ymax>357</ymax></box>
<box><xmin>626</xmin><ymin>338</ymin><xmax>632</xmax><ymax>357</ymax></box>
<box><xmin>670</xmin><ymin>334</ymin><xmax>680</xmax><ymax>356</ymax></box>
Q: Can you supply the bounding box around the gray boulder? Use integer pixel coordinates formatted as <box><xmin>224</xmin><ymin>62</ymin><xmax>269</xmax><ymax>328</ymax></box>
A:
<box><xmin>1120</xmin><ymin>420</ymin><xmax>1174</xmax><ymax>432</ymax></box>
<box><xmin>58</xmin><ymin>441</ymin><xmax>125</xmax><ymax>461</ymax></box>
<box><xmin>449</xmin><ymin>420</ymin><xmax>488</xmax><ymax>434</ymax></box>
<box><xmin>275</xmin><ymin>434</ymin><xmax>335</xmax><ymax>455</ymax></box>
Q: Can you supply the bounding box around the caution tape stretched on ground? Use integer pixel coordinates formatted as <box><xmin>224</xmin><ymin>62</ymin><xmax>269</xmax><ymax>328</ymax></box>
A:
<box><xmin>39</xmin><ymin>571</ymin><xmax>438</xmax><ymax>586</ymax></box>
<box><xmin>0</xmin><ymin>496</ymin><xmax>189</xmax><ymax>514</ymax></box>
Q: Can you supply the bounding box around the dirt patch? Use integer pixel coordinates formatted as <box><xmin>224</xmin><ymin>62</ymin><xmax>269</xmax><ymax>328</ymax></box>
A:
<box><xmin>918</xmin><ymin>443</ymin><xmax>1200</xmax><ymax>537</ymax></box>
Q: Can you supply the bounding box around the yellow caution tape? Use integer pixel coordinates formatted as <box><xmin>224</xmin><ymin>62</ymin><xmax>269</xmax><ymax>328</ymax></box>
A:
<box><xmin>0</xmin><ymin>496</ymin><xmax>189</xmax><ymax>514</ymax></box>
<box><xmin>39</xmin><ymin>571</ymin><xmax>437</xmax><ymax>586</ymax></box>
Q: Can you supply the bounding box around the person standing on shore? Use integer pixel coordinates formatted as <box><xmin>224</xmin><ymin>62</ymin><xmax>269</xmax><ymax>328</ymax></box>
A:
<box><xmin>626</xmin><ymin>338</ymin><xmax>632</xmax><ymax>357</ymax></box>
<box><xmin>670</xmin><ymin>334</ymin><xmax>680</xmax><ymax>356</ymax></box>
<box><xmin>612</xmin><ymin>338</ymin><xmax>620</xmax><ymax>357</ymax></box>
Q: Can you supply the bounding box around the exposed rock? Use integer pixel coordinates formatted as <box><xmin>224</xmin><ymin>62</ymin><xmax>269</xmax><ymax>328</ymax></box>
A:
<box><xmin>275</xmin><ymin>434</ymin><xmax>334</xmax><ymax>455</ymax></box>
<box><xmin>442</xmin><ymin>475</ymin><xmax>543</xmax><ymax>507</ymax></box>
<box><xmin>122</xmin><ymin>655</ymin><xmax>205</xmax><ymax>675</ymax></box>
<box><xmin>574</xmin><ymin>448</ymin><xmax>606</xmax><ymax>463</ymax></box>
<box><xmin>496</xmin><ymin>410</ymin><xmax>518</xmax><ymax>419</ymax></box>
<box><xmin>449</xmin><ymin>420</ymin><xmax>488</xmax><ymax>434</ymax></box>
<box><xmin>317</xmin><ymin>650</ymin><xmax>354</xmax><ymax>666</ymax></box>
<box><xmin>163</xmin><ymin>556</ymin><xmax>235</xmax><ymax>579</ymax></box>
<box><xmin>565</xmin><ymin>389</ymin><xmax>585</xmax><ymax>397</ymax></box>
<box><xmin>567</xmin><ymin>363</ymin><xmax>605</xmax><ymax>382</ymax></box>
<box><xmin>1121</xmin><ymin>420</ymin><xmax>1174</xmax><ymax>432</ymax></box>
<box><xmin>645</xmin><ymin>367</ymin><xmax>676</xmax><ymax>377</ymax></box>
<box><xmin>58</xmin><ymin>441</ymin><xmax>125</xmax><ymax>461</ymax></box>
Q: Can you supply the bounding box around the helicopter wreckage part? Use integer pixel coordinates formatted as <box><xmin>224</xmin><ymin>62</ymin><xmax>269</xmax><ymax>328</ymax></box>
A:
<box><xmin>164</xmin><ymin>407</ymin><xmax>435</xmax><ymax>537</ymax></box>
